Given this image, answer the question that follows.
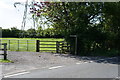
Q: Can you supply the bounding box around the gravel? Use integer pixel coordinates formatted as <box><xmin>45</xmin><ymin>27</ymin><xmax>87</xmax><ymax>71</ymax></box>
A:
<box><xmin>1</xmin><ymin>51</ymin><xmax>118</xmax><ymax>75</ymax></box>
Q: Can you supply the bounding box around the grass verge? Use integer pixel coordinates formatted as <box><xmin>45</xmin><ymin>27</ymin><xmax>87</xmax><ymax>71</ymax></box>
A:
<box><xmin>0</xmin><ymin>59</ymin><xmax>13</xmax><ymax>63</ymax></box>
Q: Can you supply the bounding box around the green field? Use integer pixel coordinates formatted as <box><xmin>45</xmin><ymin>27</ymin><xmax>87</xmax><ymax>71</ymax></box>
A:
<box><xmin>0</xmin><ymin>38</ymin><xmax>64</xmax><ymax>52</ymax></box>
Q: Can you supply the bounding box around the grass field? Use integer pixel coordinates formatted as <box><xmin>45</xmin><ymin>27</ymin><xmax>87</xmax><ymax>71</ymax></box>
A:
<box><xmin>0</xmin><ymin>38</ymin><xmax>64</xmax><ymax>52</ymax></box>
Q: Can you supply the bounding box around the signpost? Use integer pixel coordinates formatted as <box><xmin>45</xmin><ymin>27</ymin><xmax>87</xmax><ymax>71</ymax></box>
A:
<box><xmin>70</xmin><ymin>35</ymin><xmax>77</xmax><ymax>55</ymax></box>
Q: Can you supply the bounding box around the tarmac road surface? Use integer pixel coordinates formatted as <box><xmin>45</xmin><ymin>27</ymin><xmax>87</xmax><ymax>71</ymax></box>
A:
<box><xmin>4</xmin><ymin>62</ymin><xmax>119</xmax><ymax>78</ymax></box>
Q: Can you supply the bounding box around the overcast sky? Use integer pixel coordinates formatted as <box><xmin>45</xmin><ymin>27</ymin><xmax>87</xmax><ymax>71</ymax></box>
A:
<box><xmin>0</xmin><ymin>0</ymin><xmax>37</xmax><ymax>30</ymax></box>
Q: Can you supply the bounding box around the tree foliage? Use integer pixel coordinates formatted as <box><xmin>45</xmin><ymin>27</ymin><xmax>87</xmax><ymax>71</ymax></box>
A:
<box><xmin>2</xmin><ymin>27</ymin><xmax>63</xmax><ymax>38</ymax></box>
<box><xmin>30</xmin><ymin>2</ymin><xmax>120</xmax><ymax>56</ymax></box>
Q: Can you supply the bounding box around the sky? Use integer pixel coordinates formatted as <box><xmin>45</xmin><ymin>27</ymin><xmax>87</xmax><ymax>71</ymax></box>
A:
<box><xmin>0</xmin><ymin>0</ymin><xmax>118</xmax><ymax>30</ymax></box>
<box><xmin>0</xmin><ymin>0</ymin><xmax>36</xmax><ymax>30</ymax></box>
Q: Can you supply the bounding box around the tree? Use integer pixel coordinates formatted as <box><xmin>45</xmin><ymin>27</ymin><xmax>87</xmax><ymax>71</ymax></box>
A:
<box><xmin>36</xmin><ymin>26</ymin><xmax>43</xmax><ymax>37</ymax></box>
<box><xmin>103</xmin><ymin>2</ymin><xmax>120</xmax><ymax>51</ymax></box>
<box><xmin>30</xmin><ymin>2</ymin><xmax>120</xmax><ymax>56</ymax></box>
<box><xmin>2</xmin><ymin>29</ymin><xmax>11</xmax><ymax>37</ymax></box>
<box><xmin>10</xmin><ymin>27</ymin><xmax>20</xmax><ymax>37</ymax></box>
<box><xmin>27</xmin><ymin>28</ymin><xmax>36</xmax><ymax>38</ymax></box>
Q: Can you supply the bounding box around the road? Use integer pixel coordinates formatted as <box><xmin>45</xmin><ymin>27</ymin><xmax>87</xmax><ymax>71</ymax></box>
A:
<box><xmin>4</xmin><ymin>62</ymin><xmax>118</xmax><ymax>78</ymax></box>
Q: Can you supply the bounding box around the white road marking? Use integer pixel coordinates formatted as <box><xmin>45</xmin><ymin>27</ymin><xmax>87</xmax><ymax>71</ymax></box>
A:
<box><xmin>5</xmin><ymin>70</ymin><xmax>27</xmax><ymax>76</ymax></box>
<box><xmin>76</xmin><ymin>63</ymin><xmax>81</xmax><ymax>64</ymax></box>
<box><xmin>4</xmin><ymin>71</ymin><xmax>30</xmax><ymax>78</ymax></box>
<box><xmin>115</xmin><ymin>76</ymin><xmax>120</xmax><ymax>79</ymax></box>
<box><xmin>49</xmin><ymin>66</ymin><xmax>63</xmax><ymax>70</ymax></box>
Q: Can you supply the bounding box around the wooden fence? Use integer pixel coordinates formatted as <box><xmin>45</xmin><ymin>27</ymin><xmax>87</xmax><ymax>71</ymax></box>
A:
<box><xmin>36</xmin><ymin>40</ymin><xmax>71</xmax><ymax>53</ymax></box>
<box><xmin>0</xmin><ymin>43</ymin><xmax>7</xmax><ymax>60</ymax></box>
<box><xmin>56</xmin><ymin>41</ymin><xmax>71</xmax><ymax>54</ymax></box>
<box><xmin>1</xmin><ymin>39</ymin><xmax>71</xmax><ymax>54</ymax></box>
<box><xmin>1</xmin><ymin>39</ymin><xmax>36</xmax><ymax>52</ymax></box>
<box><xmin>36</xmin><ymin>40</ymin><xmax>58</xmax><ymax>52</ymax></box>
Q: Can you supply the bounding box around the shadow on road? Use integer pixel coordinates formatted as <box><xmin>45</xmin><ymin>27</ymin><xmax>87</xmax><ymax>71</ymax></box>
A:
<box><xmin>54</xmin><ymin>53</ymin><xmax>119</xmax><ymax>64</ymax></box>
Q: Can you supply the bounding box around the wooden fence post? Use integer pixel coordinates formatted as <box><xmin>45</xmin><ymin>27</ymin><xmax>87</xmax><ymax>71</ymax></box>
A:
<box><xmin>8</xmin><ymin>40</ymin><xmax>10</xmax><ymax>50</ymax></box>
<box><xmin>4</xmin><ymin>43</ymin><xmax>7</xmax><ymax>60</ymax></box>
<box><xmin>36</xmin><ymin>40</ymin><xmax>40</xmax><ymax>52</ymax></box>
<box><xmin>18</xmin><ymin>40</ymin><xmax>19</xmax><ymax>51</ymax></box>
<box><xmin>56</xmin><ymin>41</ymin><xmax>59</xmax><ymax>53</ymax></box>
<box><xmin>66</xmin><ymin>43</ymin><xmax>69</xmax><ymax>52</ymax></box>
<box><xmin>0</xmin><ymin>40</ymin><xmax>1</xmax><ymax>49</ymax></box>
<box><xmin>61</xmin><ymin>42</ymin><xmax>64</xmax><ymax>53</ymax></box>
<box><xmin>27</xmin><ymin>40</ymin><xmax>28</xmax><ymax>51</ymax></box>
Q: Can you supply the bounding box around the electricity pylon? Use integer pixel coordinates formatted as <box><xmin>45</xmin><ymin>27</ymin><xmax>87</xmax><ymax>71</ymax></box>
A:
<box><xmin>14</xmin><ymin>0</ymin><xmax>36</xmax><ymax>37</ymax></box>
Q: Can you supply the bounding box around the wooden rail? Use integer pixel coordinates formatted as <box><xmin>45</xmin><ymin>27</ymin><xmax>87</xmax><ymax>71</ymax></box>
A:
<box><xmin>1</xmin><ymin>39</ymin><xmax>70</xmax><ymax>54</ymax></box>
<box><xmin>1</xmin><ymin>39</ymin><xmax>36</xmax><ymax>51</ymax></box>
<box><xmin>36</xmin><ymin>40</ymin><xmax>57</xmax><ymax>52</ymax></box>
<box><xmin>0</xmin><ymin>43</ymin><xmax>7</xmax><ymax>60</ymax></box>
<box><xmin>36</xmin><ymin>40</ymin><xmax>71</xmax><ymax>53</ymax></box>
<box><xmin>56</xmin><ymin>41</ymin><xmax>71</xmax><ymax>53</ymax></box>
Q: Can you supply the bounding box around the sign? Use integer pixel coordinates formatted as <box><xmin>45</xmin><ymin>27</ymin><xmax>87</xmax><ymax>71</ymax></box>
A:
<box><xmin>70</xmin><ymin>35</ymin><xmax>77</xmax><ymax>37</ymax></box>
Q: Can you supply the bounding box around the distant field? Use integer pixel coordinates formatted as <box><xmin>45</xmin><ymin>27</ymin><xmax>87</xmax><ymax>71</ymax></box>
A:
<box><xmin>0</xmin><ymin>38</ymin><xmax>64</xmax><ymax>52</ymax></box>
